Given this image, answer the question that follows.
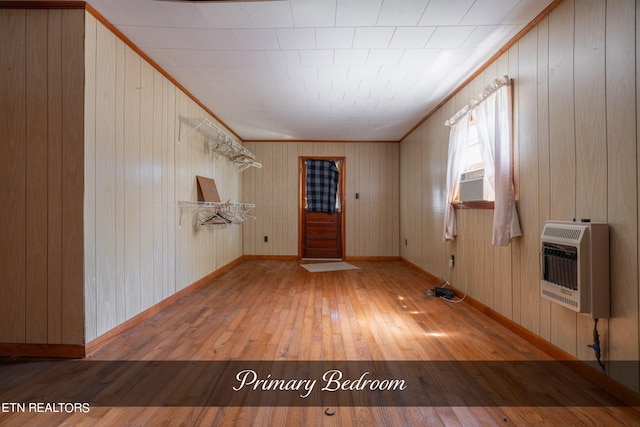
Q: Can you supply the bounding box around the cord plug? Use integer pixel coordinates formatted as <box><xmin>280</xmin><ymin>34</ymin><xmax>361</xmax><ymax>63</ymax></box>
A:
<box><xmin>426</xmin><ymin>287</ymin><xmax>454</xmax><ymax>300</ymax></box>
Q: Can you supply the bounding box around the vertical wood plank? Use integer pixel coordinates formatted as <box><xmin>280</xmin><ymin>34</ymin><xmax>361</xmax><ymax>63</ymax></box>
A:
<box><xmin>379</xmin><ymin>143</ymin><xmax>389</xmax><ymax>257</ymax></box>
<box><xmin>508</xmin><ymin>44</ymin><xmax>521</xmax><ymax>324</ymax></box>
<box><xmin>272</xmin><ymin>143</ymin><xmax>284</xmax><ymax>255</ymax></box>
<box><xmin>114</xmin><ymin>37</ymin><xmax>127</xmax><ymax>325</ymax></box>
<box><xmin>174</xmin><ymin>94</ymin><xmax>189</xmax><ymax>290</ymax></box>
<box><xmin>398</xmin><ymin>136</ymin><xmax>410</xmax><ymax>261</ymax></box>
<box><xmin>574</xmin><ymin>0</ymin><xmax>608</xmax><ymax>364</ymax></box>
<box><xmin>574</xmin><ymin>0</ymin><xmax>607</xmax><ymax>222</ymax></box>
<box><xmin>471</xmin><ymin>214</ymin><xmax>484</xmax><ymax>304</ymax></box>
<box><xmin>47</xmin><ymin>9</ymin><xmax>64</xmax><ymax>344</ymax></box>
<box><xmin>0</xmin><ymin>9</ymin><xmax>27</xmax><ymax>342</ymax></box>
<box><xmin>95</xmin><ymin>20</ymin><xmax>118</xmax><ymax>337</ymax></box>
<box><xmin>352</xmin><ymin>143</ymin><xmax>364</xmax><ymax>256</ymax></box>
<box><xmin>547</xmin><ymin>0</ymin><xmax>577</xmax><ymax>355</ymax></box>
<box><xmin>389</xmin><ymin>142</ymin><xmax>400</xmax><ymax>257</ymax></box>
<box><xmin>498</xmin><ymin>243</ymin><xmax>513</xmax><ymax>318</ymax></box>
<box><xmin>250</xmin><ymin>142</ymin><xmax>261</xmax><ymax>255</ymax></box>
<box><xmin>25</xmin><ymin>9</ymin><xmax>49</xmax><ymax>343</ymax></box>
<box><xmin>169</xmin><ymin>83</ymin><xmax>177</xmax><ymax>292</ymax></box>
<box><xmin>490</xmin><ymin>213</ymin><xmax>502</xmax><ymax>310</ymax></box>
<box><xmin>242</xmin><ymin>142</ymin><xmax>256</xmax><ymax>254</ymax></box>
<box><xmin>124</xmin><ymin>45</ymin><xmax>141</xmax><ymax>315</ymax></box>
<box><xmin>152</xmin><ymin>62</ymin><xmax>164</xmax><ymax>306</ymax></box>
<box><xmin>383</xmin><ymin>142</ymin><xmax>392</xmax><ymax>258</ymax></box>
<box><xmin>516</xmin><ymin>27</ymin><xmax>541</xmax><ymax>334</ymax></box>
<box><xmin>459</xmin><ymin>210</ymin><xmax>472</xmax><ymax>297</ymax></box>
<box><xmin>607</xmin><ymin>0</ymin><xmax>639</xmax><ymax>391</ymax></box>
<box><xmin>140</xmin><ymin>61</ymin><xmax>155</xmax><ymax>311</ymax></box>
<box><xmin>483</xmin><ymin>209</ymin><xmax>494</xmax><ymax>308</ymax></box>
<box><xmin>345</xmin><ymin>143</ymin><xmax>357</xmax><ymax>257</ymax></box>
<box><xmin>360</xmin><ymin>144</ymin><xmax>372</xmax><ymax>256</ymax></box>
<box><xmin>264</xmin><ymin>143</ymin><xmax>274</xmax><ymax>256</ymax></box>
<box><xmin>211</xmin><ymin>152</ymin><xmax>222</xmax><ymax>269</ymax></box>
<box><xmin>342</xmin><ymin>144</ymin><xmax>353</xmax><ymax>256</ymax></box>
<box><xmin>182</xmin><ymin>95</ymin><xmax>197</xmax><ymax>286</ymax></box>
<box><xmin>164</xmin><ymin>78</ymin><xmax>176</xmax><ymax>299</ymax></box>
<box><xmin>484</xmin><ymin>60</ymin><xmax>498</xmax><ymax>85</ymax></box>
<box><xmin>369</xmin><ymin>144</ymin><xmax>380</xmax><ymax>256</ymax></box>
<box><xmin>61</xmin><ymin>9</ymin><xmax>85</xmax><ymax>345</ymax></box>
<box><xmin>83</xmin><ymin>12</ymin><xmax>97</xmax><ymax>342</ymax></box>
<box><xmin>548</xmin><ymin>0</ymin><xmax>577</xmax><ymax>220</ymax></box>
<box><xmin>536</xmin><ymin>16</ymin><xmax>552</xmax><ymax>342</ymax></box>
<box><xmin>287</xmin><ymin>142</ymin><xmax>299</xmax><ymax>253</ymax></box>
<box><xmin>441</xmin><ymin>104</ymin><xmax>457</xmax><ymax>284</ymax></box>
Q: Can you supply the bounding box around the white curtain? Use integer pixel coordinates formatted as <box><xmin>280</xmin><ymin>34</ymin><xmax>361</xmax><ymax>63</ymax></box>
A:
<box><xmin>472</xmin><ymin>78</ymin><xmax>521</xmax><ymax>246</ymax></box>
<box><xmin>443</xmin><ymin>108</ymin><xmax>469</xmax><ymax>241</ymax></box>
<box><xmin>443</xmin><ymin>76</ymin><xmax>521</xmax><ymax>246</ymax></box>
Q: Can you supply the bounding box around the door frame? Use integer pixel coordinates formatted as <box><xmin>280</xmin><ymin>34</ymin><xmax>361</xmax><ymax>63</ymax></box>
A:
<box><xmin>298</xmin><ymin>156</ymin><xmax>346</xmax><ymax>259</ymax></box>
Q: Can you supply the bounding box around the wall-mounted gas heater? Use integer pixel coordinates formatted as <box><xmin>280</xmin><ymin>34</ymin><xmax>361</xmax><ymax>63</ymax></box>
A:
<box><xmin>540</xmin><ymin>221</ymin><xmax>610</xmax><ymax>318</ymax></box>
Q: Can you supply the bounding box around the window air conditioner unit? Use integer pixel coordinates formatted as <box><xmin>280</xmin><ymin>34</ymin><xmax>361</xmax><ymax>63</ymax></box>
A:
<box><xmin>539</xmin><ymin>221</ymin><xmax>609</xmax><ymax>318</ymax></box>
<box><xmin>459</xmin><ymin>168</ymin><xmax>492</xmax><ymax>201</ymax></box>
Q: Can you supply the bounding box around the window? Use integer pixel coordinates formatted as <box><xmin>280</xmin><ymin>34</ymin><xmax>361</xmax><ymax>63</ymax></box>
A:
<box><xmin>456</xmin><ymin>116</ymin><xmax>495</xmax><ymax>203</ymax></box>
<box><xmin>443</xmin><ymin>76</ymin><xmax>521</xmax><ymax>246</ymax></box>
<box><xmin>304</xmin><ymin>158</ymin><xmax>341</xmax><ymax>213</ymax></box>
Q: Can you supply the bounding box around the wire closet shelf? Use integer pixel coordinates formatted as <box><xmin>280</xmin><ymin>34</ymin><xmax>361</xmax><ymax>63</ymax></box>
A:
<box><xmin>178</xmin><ymin>201</ymin><xmax>256</xmax><ymax>228</ymax></box>
<box><xmin>178</xmin><ymin>116</ymin><xmax>262</xmax><ymax>172</ymax></box>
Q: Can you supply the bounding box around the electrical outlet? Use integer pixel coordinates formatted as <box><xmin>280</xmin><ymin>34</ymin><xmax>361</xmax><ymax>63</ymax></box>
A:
<box><xmin>264</xmin><ymin>236</ymin><xmax>268</xmax><ymax>243</ymax></box>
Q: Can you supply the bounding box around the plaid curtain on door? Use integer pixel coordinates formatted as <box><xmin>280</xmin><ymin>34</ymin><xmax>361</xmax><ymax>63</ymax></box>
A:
<box><xmin>306</xmin><ymin>159</ymin><xmax>339</xmax><ymax>213</ymax></box>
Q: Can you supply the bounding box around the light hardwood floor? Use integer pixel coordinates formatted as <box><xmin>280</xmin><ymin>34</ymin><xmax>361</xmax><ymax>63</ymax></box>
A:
<box><xmin>1</xmin><ymin>260</ymin><xmax>639</xmax><ymax>426</ymax></box>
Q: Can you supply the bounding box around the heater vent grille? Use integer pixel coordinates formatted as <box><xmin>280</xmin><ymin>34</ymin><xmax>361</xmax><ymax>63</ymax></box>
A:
<box><xmin>542</xmin><ymin>225</ymin><xmax>582</xmax><ymax>241</ymax></box>
<box><xmin>542</xmin><ymin>289</ymin><xmax>578</xmax><ymax>308</ymax></box>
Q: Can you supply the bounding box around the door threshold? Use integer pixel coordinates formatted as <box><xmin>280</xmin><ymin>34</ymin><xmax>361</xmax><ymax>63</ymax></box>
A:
<box><xmin>301</xmin><ymin>258</ymin><xmax>343</xmax><ymax>261</ymax></box>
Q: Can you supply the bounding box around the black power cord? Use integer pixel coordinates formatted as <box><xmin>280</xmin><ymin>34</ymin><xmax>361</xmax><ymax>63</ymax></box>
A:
<box><xmin>425</xmin><ymin>279</ymin><xmax>466</xmax><ymax>303</ymax></box>
<box><xmin>429</xmin><ymin>286</ymin><xmax>455</xmax><ymax>299</ymax></box>
<box><xmin>587</xmin><ymin>318</ymin><xmax>605</xmax><ymax>371</ymax></box>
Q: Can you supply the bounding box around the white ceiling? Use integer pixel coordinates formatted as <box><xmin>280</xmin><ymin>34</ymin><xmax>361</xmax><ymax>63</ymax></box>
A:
<box><xmin>85</xmin><ymin>0</ymin><xmax>555</xmax><ymax>141</ymax></box>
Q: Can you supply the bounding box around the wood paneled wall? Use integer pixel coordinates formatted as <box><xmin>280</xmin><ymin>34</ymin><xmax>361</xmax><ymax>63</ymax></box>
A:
<box><xmin>0</xmin><ymin>8</ymin><xmax>244</xmax><ymax>347</ymax></box>
<box><xmin>400</xmin><ymin>0</ymin><xmax>640</xmax><ymax>392</ymax></box>
<box><xmin>242</xmin><ymin>142</ymin><xmax>399</xmax><ymax>258</ymax></box>
<box><xmin>84</xmin><ymin>13</ymin><xmax>243</xmax><ymax>343</ymax></box>
<box><xmin>0</xmin><ymin>9</ymin><xmax>85</xmax><ymax>346</ymax></box>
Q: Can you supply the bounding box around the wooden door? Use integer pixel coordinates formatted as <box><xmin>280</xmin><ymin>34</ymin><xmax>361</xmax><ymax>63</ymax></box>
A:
<box><xmin>300</xmin><ymin>157</ymin><xmax>345</xmax><ymax>259</ymax></box>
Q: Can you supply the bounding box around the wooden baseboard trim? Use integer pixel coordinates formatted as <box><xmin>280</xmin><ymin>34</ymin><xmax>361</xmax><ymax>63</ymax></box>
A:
<box><xmin>460</xmin><ymin>293</ymin><xmax>577</xmax><ymax>361</ymax></box>
<box><xmin>0</xmin><ymin>343</ymin><xmax>85</xmax><ymax>359</ymax></box>
<box><xmin>401</xmin><ymin>257</ymin><xmax>640</xmax><ymax>409</ymax></box>
<box><xmin>400</xmin><ymin>258</ymin><xmax>445</xmax><ymax>287</ymax></box>
<box><xmin>459</xmin><ymin>291</ymin><xmax>640</xmax><ymax>408</ymax></box>
<box><xmin>240</xmin><ymin>255</ymin><xmax>402</xmax><ymax>262</ymax></box>
<box><xmin>85</xmin><ymin>257</ymin><xmax>243</xmax><ymax>356</ymax></box>
<box><xmin>345</xmin><ymin>256</ymin><xmax>401</xmax><ymax>261</ymax></box>
<box><xmin>240</xmin><ymin>255</ymin><xmax>299</xmax><ymax>261</ymax></box>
